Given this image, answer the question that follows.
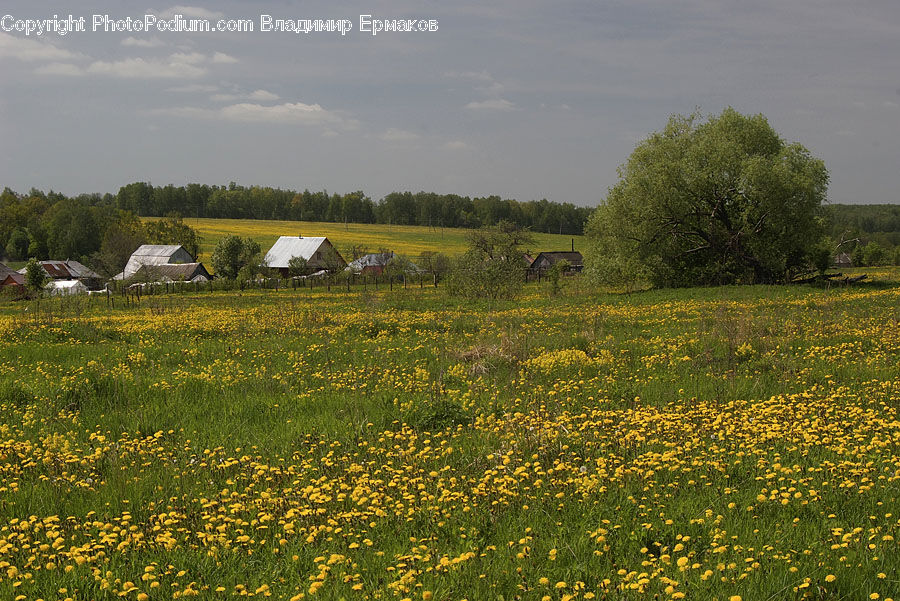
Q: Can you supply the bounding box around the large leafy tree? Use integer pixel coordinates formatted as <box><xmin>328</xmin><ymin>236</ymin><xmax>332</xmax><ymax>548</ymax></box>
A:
<box><xmin>44</xmin><ymin>198</ymin><xmax>102</xmax><ymax>261</ymax></box>
<box><xmin>144</xmin><ymin>214</ymin><xmax>201</xmax><ymax>259</ymax></box>
<box><xmin>210</xmin><ymin>235</ymin><xmax>261</xmax><ymax>280</ymax></box>
<box><xmin>92</xmin><ymin>211</ymin><xmax>147</xmax><ymax>278</ymax></box>
<box><xmin>585</xmin><ymin>108</ymin><xmax>829</xmax><ymax>288</ymax></box>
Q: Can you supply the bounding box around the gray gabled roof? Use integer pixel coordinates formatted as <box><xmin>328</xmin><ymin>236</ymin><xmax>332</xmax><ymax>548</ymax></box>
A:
<box><xmin>133</xmin><ymin>262</ymin><xmax>210</xmax><ymax>282</ymax></box>
<box><xmin>0</xmin><ymin>263</ymin><xmax>19</xmax><ymax>279</ymax></box>
<box><xmin>264</xmin><ymin>236</ymin><xmax>331</xmax><ymax>268</ymax></box>
<box><xmin>346</xmin><ymin>252</ymin><xmax>423</xmax><ymax>273</ymax></box>
<box><xmin>16</xmin><ymin>260</ymin><xmax>100</xmax><ymax>280</ymax></box>
<box><xmin>531</xmin><ymin>251</ymin><xmax>583</xmax><ymax>267</ymax></box>
<box><xmin>121</xmin><ymin>245</ymin><xmax>194</xmax><ymax>279</ymax></box>
<box><xmin>347</xmin><ymin>252</ymin><xmax>394</xmax><ymax>271</ymax></box>
<box><xmin>131</xmin><ymin>244</ymin><xmax>186</xmax><ymax>257</ymax></box>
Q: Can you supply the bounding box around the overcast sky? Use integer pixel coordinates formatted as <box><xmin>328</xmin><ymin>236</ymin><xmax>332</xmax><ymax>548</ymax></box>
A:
<box><xmin>1</xmin><ymin>1</ymin><xmax>898</xmax><ymax>206</ymax></box>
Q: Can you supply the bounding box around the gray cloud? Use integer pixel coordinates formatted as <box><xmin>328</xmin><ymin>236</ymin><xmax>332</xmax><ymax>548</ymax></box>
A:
<box><xmin>0</xmin><ymin>0</ymin><xmax>898</xmax><ymax>204</ymax></box>
<box><xmin>122</xmin><ymin>36</ymin><xmax>165</xmax><ymax>48</ymax></box>
<box><xmin>152</xmin><ymin>101</ymin><xmax>356</xmax><ymax>129</ymax></box>
<box><xmin>465</xmin><ymin>98</ymin><xmax>516</xmax><ymax>111</ymax></box>
<box><xmin>158</xmin><ymin>5</ymin><xmax>224</xmax><ymax>19</ymax></box>
<box><xmin>0</xmin><ymin>32</ymin><xmax>79</xmax><ymax>62</ymax></box>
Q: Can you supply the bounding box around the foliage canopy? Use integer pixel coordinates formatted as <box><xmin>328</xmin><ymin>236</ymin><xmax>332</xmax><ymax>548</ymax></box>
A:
<box><xmin>210</xmin><ymin>235</ymin><xmax>261</xmax><ymax>280</ymax></box>
<box><xmin>585</xmin><ymin>108</ymin><xmax>829</xmax><ymax>288</ymax></box>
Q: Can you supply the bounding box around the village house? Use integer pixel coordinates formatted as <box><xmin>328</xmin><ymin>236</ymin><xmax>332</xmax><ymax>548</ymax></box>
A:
<box><xmin>345</xmin><ymin>252</ymin><xmax>422</xmax><ymax>277</ymax></box>
<box><xmin>17</xmin><ymin>259</ymin><xmax>103</xmax><ymax>289</ymax></box>
<box><xmin>132</xmin><ymin>262</ymin><xmax>211</xmax><ymax>283</ymax></box>
<box><xmin>115</xmin><ymin>245</ymin><xmax>195</xmax><ymax>280</ymax></box>
<box><xmin>529</xmin><ymin>251</ymin><xmax>584</xmax><ymax>272</ymax></box>
<box><xmin>0</xmin><ymin>263</ymin><xmax>24</xmax><ymax>291</ymax></box>
<box><xmin>264</xmin><ymin>236</ymin><xmax>346</xmax><ymax>277</ymax></box>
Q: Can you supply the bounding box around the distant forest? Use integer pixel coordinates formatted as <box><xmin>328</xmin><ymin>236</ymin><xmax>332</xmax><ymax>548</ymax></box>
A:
<box><xmin>114</xmin><ymin>182</ymin><xmax>593</xmax><ymax>235</ymax></box>
<box><xmin>827</xmin><ymin>204</ymin><xmax>900</xmax><ymax>247</ymax></box>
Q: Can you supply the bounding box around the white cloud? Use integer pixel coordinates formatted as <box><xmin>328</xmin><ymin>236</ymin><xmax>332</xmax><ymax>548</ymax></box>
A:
<box><xmin>380</xmin><ymin>128</ymin><xmax>419</xmax><ymax>142</ymax></box>
<box><xmin>443</xmin><ymin>69</ymin><xmax>494</xmax><ymax>82</ymax></box>
<box><xmin>153</xmin><ymin>101</ymin><xmax>356</xmax><ymax>129</ymax></box>
<box><xmin>169</xmin><ymin>52</ymin><xmax>206</xmax><ymax>64</ymax></box>
<box><xmin>464</xmin><ymin>98</ymin><xmax>516</xmax><ymax>111</ymax></box>
<box><xmin>210</xmin><ymin>93</ymin><xmax>239</xmax><ymax>102</ymax></box>
<box><xmin>210</xmin><ymin>89</ymin><xmax>278</xmax><ymax>102</ymax></box>
<box><xmin>122</xmin><ymin>36</ymin><xmax>164</xmax><ymax>48</ymax></box>
<box><xmin>64</xmin><ymin>52</ymin><xmax>233</xmax><ymax>79</ymax></box>
<box><xmin>158</xmin><ymin>5</ymin><xmax>224</xmax><ymax>19</ymax></box>
<box><xmin>221</xmin><ymin>102</ymin><xmax>348</xmax><ymax>126</ymax></box>
<box><xmin>248</xmin><ymin>89</ymin><xmax>278</xmax><ymax>101</ymax></box>
<box><xmin>86</xmin><ymin>57</ymin><xmax>206</xmax><ymax>78</ymax></box>
<box><xmin>0</xmin><ymin>32</ymin><xmax>78</xmax><ymax>62</ymax></box>
<box><xmin>448</xmin><ymin>69</ymin><xmax>515</xmax><ymax>111</ymax></box>
<box><xmin>211</xmin><ymin>52</ymin><xmax>238</xmax><ymax>64</ymax></box>
<box><xmin>167</xmin><ymin>83</ymin><xmax>218</xmax><ymax>93</ymax></box>
<box><xmin>34</xmin><ymin>62</ymin><xmax>84</xmax><ymax>76</ymax></box>
<box><xmin>444</xmin><ymin>140</ymin><xmax>468</xmax><ymax>150</ymax></box>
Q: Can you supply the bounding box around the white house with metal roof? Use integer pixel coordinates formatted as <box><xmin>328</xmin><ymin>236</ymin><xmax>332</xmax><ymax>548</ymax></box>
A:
<box><xmin>264</xmin><ymin>236</ymin><xmax>345</xmax><ymax>277</ymax></box>
<box><xmin>115</xmin><ymin>244</ymin><xmax>194</xmax><ymax>280</ymax></box>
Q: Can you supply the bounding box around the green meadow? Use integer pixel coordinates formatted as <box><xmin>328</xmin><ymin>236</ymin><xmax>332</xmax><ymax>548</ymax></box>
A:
<box><xmin>0</xmin><ymin>270</ymin><xmax>898</xmax><ymax>600</ymax></box>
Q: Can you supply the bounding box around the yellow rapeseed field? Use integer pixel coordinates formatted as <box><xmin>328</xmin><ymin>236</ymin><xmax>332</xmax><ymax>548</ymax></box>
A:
<box><xmin>150</xmin><ymin>217</ymin><xmax>585</xmax><ymax>265</ymax></box>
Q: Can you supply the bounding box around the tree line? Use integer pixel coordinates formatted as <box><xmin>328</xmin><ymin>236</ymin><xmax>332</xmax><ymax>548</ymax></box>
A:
<box><xmin>115</xmin><ymin>182</ymin><xmax>592</xmax><ymax>234</ymax></box>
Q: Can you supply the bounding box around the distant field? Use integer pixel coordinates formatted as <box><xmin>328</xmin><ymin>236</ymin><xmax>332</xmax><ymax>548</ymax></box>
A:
<box><xmin>151</xmin><ymin>217</ymin><xmax>585</xmax><ymax>263</ymax></box>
